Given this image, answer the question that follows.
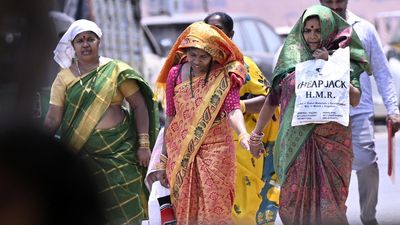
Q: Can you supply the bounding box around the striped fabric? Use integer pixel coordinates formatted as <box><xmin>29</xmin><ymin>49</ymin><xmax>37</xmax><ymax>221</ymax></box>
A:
<box><xmin>60</xmin><ymin>59</ymin><xmax>158</xmax><ymax>224</ymax></box>
<box><xmin>81</xmin><ymin>114</ymin><xmax>148</xmax><ymax>224</ymax></box>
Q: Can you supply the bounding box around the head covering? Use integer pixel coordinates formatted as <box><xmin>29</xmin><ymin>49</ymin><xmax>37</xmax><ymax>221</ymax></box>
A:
<box><xmin>272</xmin><ymin>5</ymin><xmax>371</xmax><ymax>89</ymax></box>
<box><xmin>53</xmin><ymin>19</ymin><xmax>102</xmax><ymax>69</ymax></box>
<box><xmin>155</xmin><ymin>21</ymin><xmax>244</xmax><ymax>99</ymax></box>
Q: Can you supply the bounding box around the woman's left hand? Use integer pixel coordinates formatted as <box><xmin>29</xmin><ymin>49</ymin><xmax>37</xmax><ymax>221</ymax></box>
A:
<box><xmin>137</xmin><ymin>147</ymin><xmax>151</xmax><ymax>167</ymax></box>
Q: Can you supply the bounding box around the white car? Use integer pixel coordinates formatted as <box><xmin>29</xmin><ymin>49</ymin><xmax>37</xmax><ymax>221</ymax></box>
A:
<box><xmin>141</xmin><ymin>12</ymin><xmax>282</xmax><ymax>82</ymax></box>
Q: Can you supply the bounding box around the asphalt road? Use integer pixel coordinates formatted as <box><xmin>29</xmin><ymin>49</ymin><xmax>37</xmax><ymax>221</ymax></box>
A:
<box><xmin>275</xmin><ymin>125</ymin><xmax>400</xmax><ymax>225</ymax></box>
<box><xmin>346</xmin><ymin>125</ymin><xmax>400</xmax><ymax>225</ymax></box>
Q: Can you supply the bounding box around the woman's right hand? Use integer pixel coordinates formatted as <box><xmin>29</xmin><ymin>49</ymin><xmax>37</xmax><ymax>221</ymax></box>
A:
<box><xmin>313</xmin><ymin>47</ymin><xmax>329</xmax><ymax>60</ymax></box>
<box><xmin>157</xmin><ymin>170</ymin><xmax>170</xmax><ymax>188</ymax></box>
<box><xmin>137</xmin><ymin>147</ymin><xmax>151</xmax><ymax>167</ymax></box>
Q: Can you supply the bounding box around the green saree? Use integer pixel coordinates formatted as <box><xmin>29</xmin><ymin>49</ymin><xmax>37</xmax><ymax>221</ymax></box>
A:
<box><xmin>60</xmin><ymin>59</ymin><xmax>158</xmax><ymax>224</ymax></box>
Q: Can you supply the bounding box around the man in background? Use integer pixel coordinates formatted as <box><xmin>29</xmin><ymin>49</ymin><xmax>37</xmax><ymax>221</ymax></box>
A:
<box><xmin>320</xmin><ymin>1</ymin><xmax>400</xmax><ymax>225</ymax></box>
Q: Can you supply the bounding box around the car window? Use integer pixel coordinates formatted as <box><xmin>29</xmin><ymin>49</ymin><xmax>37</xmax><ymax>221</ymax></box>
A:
<box><xmin>232</xmin><ymin>22</ymin><xmax>245</xmax><ymax>50</ymax></box>
<box><xmin>238</xmin><ymin>19</ymin><xmax>266</xmax><ymax>52</ymax></box>
<box><xmin>257</xmin><ymin>20</ymin><xmax>282</xmax><ymax>53</ymax></box>
<box><xmin>391</xmin><ymin>22</ymin><xmax>400</xmax><ymax>44</ymax></box>
<box><xmin>146</xmin><ymin>24</ymin><xmax>188</xmax><ymax>56</ymax></box>
<box><xmin>142</xmin><ymin>36</ymin><xmax>153</xmax><ymax>54</ymax></box>
<box><xmin>142</xmin><ymin>25</ymin><xmax>162</xmax><ymax>56</ymax></box>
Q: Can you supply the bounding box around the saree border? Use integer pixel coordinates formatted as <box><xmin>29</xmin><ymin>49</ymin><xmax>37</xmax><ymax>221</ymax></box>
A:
<box><xmin>169</xmin><ymin>72</ymin><xmax>231</xmax><ymax>203</ymax></box>
<box><xmin>67</xmin><ymin>62</ymin><xmax>119</xmax><ymax>151</ymax></box>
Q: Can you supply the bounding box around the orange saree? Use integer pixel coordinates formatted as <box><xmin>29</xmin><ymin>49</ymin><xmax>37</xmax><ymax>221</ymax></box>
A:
<box><xmin>156</xmin><ymin>21</ymin><xmax>247</xmax><ymax>225</ymax></box>
<box><xmin>165</xmin><ymin>66</ymin><xmax>236</xmax><ymax>225</ymax></box>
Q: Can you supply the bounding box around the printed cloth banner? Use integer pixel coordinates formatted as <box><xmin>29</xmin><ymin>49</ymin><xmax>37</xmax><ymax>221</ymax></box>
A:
<box><xmin>292</xmin><ymin>47</ymin><xmax>350</xmax><ymax>126</ymax></box>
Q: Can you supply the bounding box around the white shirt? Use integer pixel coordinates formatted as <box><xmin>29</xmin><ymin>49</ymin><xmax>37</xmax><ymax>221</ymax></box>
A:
<box><xmin>347</xmin><ymin>11</ymin><xmax>399</xmax><ymax>116</ymax></box>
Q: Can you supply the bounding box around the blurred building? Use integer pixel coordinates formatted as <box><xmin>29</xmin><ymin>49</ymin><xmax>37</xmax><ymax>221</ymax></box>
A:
<box><xmin>63</xmin><ymin>0</ymin><xmax>144</xmax><ymax>73</ymax></box>
<box><xmin>142</xmin><ymin>0</ymin><xmax>400</xmax><ymax>45</ymax></box>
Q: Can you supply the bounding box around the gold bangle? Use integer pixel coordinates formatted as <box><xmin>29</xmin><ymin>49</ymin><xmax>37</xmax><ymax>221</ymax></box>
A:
<box><xmin>249</xmin><ymin>138</ymin><xmax>263</xmax><ymax>146</ymax></box>
<box><xmin>137</xmin><ymin>133</ymin><xmax>150</xmax><ymax>148</ymax></box>
<box><xmin>138</xmin><ymin>133</ymin><xmax>149</xmax><ymax>138</ymax></box>
<box><xmin>138</xmin><ymin>133</ymin><xmax>149</xmax><ymax>139</ymax></box>
<box><xmin>139</xmin><ymin>143</ymin><xmax>150</xmax><ymax>148</ymax></box>
<box><xmin>240</xmin><ymin>100</ymin><xmax>246</xmax><ymax>113</ymax></box>
<box><xmin>238</xmin><ymin>132</ymin><xmax>249</xmax><ymax>143</ymax></box>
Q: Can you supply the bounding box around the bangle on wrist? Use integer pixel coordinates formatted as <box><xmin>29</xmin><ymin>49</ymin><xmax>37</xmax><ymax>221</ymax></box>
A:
<box><xmin>249</xmin><ymin>138</ymin><xmax>263</xmax><ymax>146</ymax></box>
<box><xmin>240</xmin><ymin>100</ymin><xmax>246</xmax><ymax>113</ymax></box>
<box><xmin>138</xmin><ymin>142</ymin><xmax>150</xmax><ymax>148</ymax></box>
<box><xmin>138</xmin><ymin>133</ymin><xmax>150</xmax><ymax>148</ymax></box>
<box><xmin>138</xmin><ymin>133</ymin><xmax>150</xmax><ymax>141</ymax></box>
<box><xmin>250</xmin><ymin>131</ymin><xmax>264</xmax><ymax>143</ymax></box>
<box><xmin>138</xmin><ymin>133</ymin><xmax>149</xmax><ymax>138</ymax></box>
<box><xmin>238</xmin><ymin>132</ymin><xmax>249</xmax><ymax>143</ymax></box>
<box><xmin>251</xmin><ymin>131</ymin><xmax>264</xmax><ymax>138</ymax></box>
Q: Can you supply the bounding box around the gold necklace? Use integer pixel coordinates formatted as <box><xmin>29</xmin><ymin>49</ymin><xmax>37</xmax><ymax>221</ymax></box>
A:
<box><xmin>75</xmin><ymin>59</ymin><xmax>99</xmax><ymax>93</ymax></box>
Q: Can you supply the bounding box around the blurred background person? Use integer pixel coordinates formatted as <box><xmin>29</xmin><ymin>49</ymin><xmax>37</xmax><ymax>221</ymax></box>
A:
<box><xmin>319</xmin><ymin>1</ymin><xmax>400</xmax><ymax>225</ymax></box>
<box><xmin>0</xmin><ymin>125</ymin><xmax>106</xmax><ymax>225</ymax></box>
<box><xmin>44</xmin><ymin>19</ymin><xmax>158</xmax><ymax>224</ymax></box>
<box><xmin>0</xmin><ymin>0</ymin><xmax>55</xmax><ymax>128</ymax></box>
<box><xmin>0</xmin><ymin>1</ymin><xmax>106</xmax><ymax>225</ymax></box>
<box><xmin>204</xmin><ymin>12</ymin><xmax>280</xmax><ymax>225</ymax></box>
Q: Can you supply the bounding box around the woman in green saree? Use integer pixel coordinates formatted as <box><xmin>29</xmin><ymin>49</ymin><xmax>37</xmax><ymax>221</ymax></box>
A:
<box><xmin>44</xmin><ymin>19</ymin><xmax>157</xmax><ymax>225</ymax></box>
<box><xmin>249</xmin><ymin>5</ymin><xmax>370</xmax><ymax>225</ymax></box>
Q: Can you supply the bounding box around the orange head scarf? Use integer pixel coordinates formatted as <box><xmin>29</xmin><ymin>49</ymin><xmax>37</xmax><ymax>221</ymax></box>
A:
<box><xmin>154</xmin><ymin>21</ymin><xmax>246</xmax><ymax>101</ymax></box>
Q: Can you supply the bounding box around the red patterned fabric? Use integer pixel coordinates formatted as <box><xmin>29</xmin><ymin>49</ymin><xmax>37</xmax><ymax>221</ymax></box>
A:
<box><xmin>165</xmin><ymin>65</ymin><xmax>240</xmax><ymax>117</ymax></box>
<box><xmin>275</xmin><ymin>71</ymin><xmax>353</xmax><ymax>225</ymax></box>
<box><xmin>165</xmin><ymin>66</ymin><xmax>236</xmax><ymax>225</ymax></box>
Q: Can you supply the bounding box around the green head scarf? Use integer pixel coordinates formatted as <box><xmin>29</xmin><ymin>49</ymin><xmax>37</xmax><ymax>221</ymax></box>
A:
<box><xmin>272</xmin><ymin>5</ymin><xmax>371</xmax><ymax>91</ymax></box>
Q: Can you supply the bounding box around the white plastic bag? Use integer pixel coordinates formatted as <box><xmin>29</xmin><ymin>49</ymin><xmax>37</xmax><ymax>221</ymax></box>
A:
<box><xmin>148</xmin><ymin>181</ymin><xmax>171</xmax><ymax>225</ymax></box>
<box><xmin>292</xmin><ymin>47</ymin><xmax>350</xmax><ymax>126</ymax></box>
<box><xmin>145</xmin><ymin>128</ymin><xmax>164</xmax><ymax>190</ymax></box>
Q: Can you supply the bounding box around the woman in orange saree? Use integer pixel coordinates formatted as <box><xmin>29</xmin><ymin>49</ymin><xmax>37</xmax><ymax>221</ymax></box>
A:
<box><xmin>154</xmin><ymin>21</ymin><xmax>250</xmax><ymax>225</ymax></box>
